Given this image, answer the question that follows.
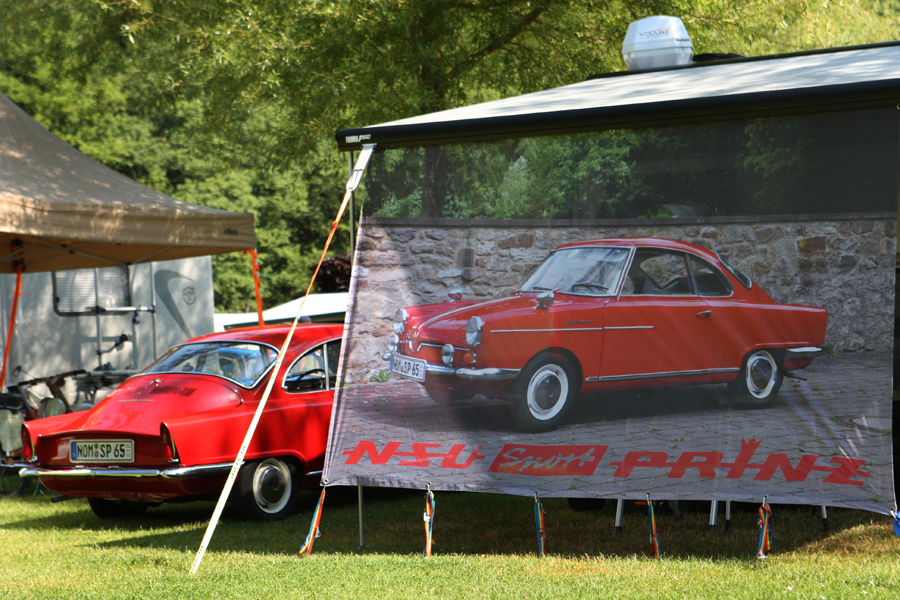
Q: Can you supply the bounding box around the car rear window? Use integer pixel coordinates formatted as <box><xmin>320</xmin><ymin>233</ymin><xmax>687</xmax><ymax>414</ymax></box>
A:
<box><xmin>143</xmin><ymin>342</ymin><xmax>278</xmax><ymax>387</ymax></box>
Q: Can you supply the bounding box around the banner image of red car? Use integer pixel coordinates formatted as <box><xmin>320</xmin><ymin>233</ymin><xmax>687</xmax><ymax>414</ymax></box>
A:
<box><xmin>323</xmin><ymin>109</ymin><xmax>896</xmax><ymax>515</ymax></box>
<box><xmin>386</xmin><ymin>237</ymin><xmax>827</xmax><ymax>432</ymax></box>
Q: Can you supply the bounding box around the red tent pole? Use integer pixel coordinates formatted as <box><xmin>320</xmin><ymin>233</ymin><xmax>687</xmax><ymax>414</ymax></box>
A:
<box><xmin>1</xmin><ymin>263</ymin><xmax>23</xmax><ymax>392</ymax></box>
<box><xmin>244</xmin><ymin>249</ymin><xmax>265</xmax><ymax>326</ymax></box>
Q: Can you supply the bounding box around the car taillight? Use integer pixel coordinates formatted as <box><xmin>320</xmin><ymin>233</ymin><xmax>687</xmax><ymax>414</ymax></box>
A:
<box><xmin>21</xmin><ymin>427</ymin><xmax>35</xmax><ymax>462</ymax></box>
<box><xmin>160</xmin><ymin>424</ymin><xmax>179</xmax><ymax>463</ymax></box>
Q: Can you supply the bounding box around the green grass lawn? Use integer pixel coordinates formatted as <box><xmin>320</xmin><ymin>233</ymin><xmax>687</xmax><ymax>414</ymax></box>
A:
<box><xmin>1</xmin><ymin>485</ymin><xmax>897</xmax><ymax>599</ymax></box>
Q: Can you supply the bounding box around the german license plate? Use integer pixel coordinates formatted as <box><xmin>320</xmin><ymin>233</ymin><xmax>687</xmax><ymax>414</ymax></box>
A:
<box><xmin>390</xmin><ymin>354</ymin><xmax>427</xmax><ymax>382</ymax></box>
<box><xmin>70</xmin><ymin>439</ymin><xmax>134</xmax><ymax>463</ymax></box>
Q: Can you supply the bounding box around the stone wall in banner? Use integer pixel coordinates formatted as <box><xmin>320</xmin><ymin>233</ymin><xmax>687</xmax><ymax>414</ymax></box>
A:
<box><xmin>343</xmin><ymin>216</ymin><xmax>896</xmax><ymax>384</ymax></box>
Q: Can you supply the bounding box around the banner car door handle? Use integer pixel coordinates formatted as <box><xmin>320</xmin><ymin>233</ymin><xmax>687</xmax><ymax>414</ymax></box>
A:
<box><xmin>695</xmin><ymin>310</ymin><xmax>712</xmax><ymax>318</ymax></box>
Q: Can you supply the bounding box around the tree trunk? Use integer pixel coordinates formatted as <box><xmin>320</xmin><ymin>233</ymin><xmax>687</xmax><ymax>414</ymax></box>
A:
<box><xmin>421</xmin><ymin>145</ymin><xmax>449</xmax><ymax>218</ymax></box>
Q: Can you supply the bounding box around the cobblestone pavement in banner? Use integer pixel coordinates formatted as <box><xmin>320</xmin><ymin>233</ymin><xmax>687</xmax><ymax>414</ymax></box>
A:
<box><xmin>327</xmin><ymin>352</ymin><xmax>894</xmax><ymax>511</ymax></box>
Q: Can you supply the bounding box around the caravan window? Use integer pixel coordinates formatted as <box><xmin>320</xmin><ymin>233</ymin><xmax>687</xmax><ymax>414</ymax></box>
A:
<box><xmin>53</xmin><ymin>267</ymin><xmax>131</xmax><ymax>316</ymax></box>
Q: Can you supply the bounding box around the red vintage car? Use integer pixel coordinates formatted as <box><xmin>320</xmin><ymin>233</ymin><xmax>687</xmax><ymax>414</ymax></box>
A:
<box><xmin>20</xmin><ymin>324</ymin><xmax>342</xmax><ymax>520</ymax></box>
<box><xmin>388</xmin><ymin>238</ymin><xmax>828</xmax><ymax>431</ymax></box>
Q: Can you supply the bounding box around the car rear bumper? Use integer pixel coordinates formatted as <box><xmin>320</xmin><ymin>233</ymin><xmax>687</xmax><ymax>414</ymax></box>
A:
<box><xmin>19</xmin><ymin>461</ymin><xmax>238</xmax><ymax>480</ymax></box>
<box><xmin>786</xmin><ymin>346</ymin><xmax>827</xmax><ymax>360</ymax></box>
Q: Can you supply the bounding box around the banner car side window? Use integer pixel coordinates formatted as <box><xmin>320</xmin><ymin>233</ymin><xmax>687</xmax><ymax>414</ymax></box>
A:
<box><xmin>283</xmin><ymin>339</ymin><xmax>343</xmax><ymax>393</ymax></box>
<box><xmin>622</xmin><ymin>250</ymin><xmax>692</xmax><ymax>296</ymax></box>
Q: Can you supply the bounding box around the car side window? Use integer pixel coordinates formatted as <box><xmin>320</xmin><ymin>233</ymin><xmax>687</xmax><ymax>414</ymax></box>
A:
<box><xmin>688</xmin><ymin>255</ymin><xmax>732</xmax><ymax>297</ymax></box>
<box><xmin>622</xmin><ymin>250</ymin><xmax>692</xmax><ymax>296</ymax></box>
<box><xmin>283</xmin><ymin>339</ymin><xmax>342</xmax><ymax>394</ymax></box>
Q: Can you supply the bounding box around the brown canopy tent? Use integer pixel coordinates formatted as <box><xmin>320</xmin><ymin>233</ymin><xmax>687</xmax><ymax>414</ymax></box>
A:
<box><xmin>0</xmin><ymin>90</ymin><xmax>258</xmax><ymax>387</ymax></box>
<box><xmin>0</xmin><ymin>91</ymin><xmax>256</xmax><ymax>273</ymax></box>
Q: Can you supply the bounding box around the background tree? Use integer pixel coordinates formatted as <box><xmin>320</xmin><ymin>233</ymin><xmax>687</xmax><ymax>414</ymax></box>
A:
<box><xmin>0</xmin><ymin>1</ymin><xmax>350</xmax><ymax>311</ymax></box>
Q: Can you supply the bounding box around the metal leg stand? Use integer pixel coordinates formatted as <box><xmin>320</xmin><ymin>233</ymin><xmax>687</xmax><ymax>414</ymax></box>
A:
<box><xmin>358</xmin><ymin>485</ymin><xmax>365</xmax><ymax>548</ymax></box>
<box><xmin>615</xmin><ymin>498</ymin><xmax>624</xmax><ymax>533</ymax></box>
<box><xmin>708</xmin><ymin>500</ymin><xmax>718</xmax><ymax>531</ymax></box>
<box><xmin>670</xmin><ymin>499</ymin><xmax>682</xmax><ymax>519</ymax></box>
<box><xmin>821</xmin><ymin>505</ymin><xmax>829</xmax><ymax>532</ymax></box>
<box><xmin>725</xmin><ymin>500</ymin><xmax>732</xmax><ymax>533</ymax></box>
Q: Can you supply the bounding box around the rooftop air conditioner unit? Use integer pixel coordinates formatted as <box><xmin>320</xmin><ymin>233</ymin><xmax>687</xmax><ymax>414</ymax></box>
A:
<box><xmin>622</xmin><ymin>16</ymin><xmax>693</xmax><ymax>71</ymax></box>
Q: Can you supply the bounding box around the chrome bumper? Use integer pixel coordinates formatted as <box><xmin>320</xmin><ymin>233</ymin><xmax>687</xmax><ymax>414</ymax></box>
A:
<box><xmin>19</xmin><ymin>461</ymin><xmax>239</xmax><ymax>480</ymax></box>
<box><xmin>386</xmin><ymin>351</ymin><xmax>520</xmax><ymax>382</ymax></box>
<box><xmin>455</xmin><ymin>367</ymin><xmax>520</xmax><ymax>381</ymax></box>
<box><xmin>786</xmin><ymin>346</ymin><xmax>826</xmax><ymax>360</ymax></box>
<box><xmin>424</xmin><ymin>362</ymin><xmax>520</xmax><ymax>381</ymax></box>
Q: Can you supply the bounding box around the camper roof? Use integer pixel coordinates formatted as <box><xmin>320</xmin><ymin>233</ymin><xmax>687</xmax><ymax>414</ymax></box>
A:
<box><xmin>336</xmin><ymin>41</ymin><xmax>900</xmax><ymax>151</ymax></box>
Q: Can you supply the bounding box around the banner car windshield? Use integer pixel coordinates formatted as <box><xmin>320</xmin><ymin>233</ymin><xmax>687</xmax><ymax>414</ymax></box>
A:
<box><xmin>325</xmin><ymin>52</ymin><xmax>898</xmax><ymax>513</ymax></box>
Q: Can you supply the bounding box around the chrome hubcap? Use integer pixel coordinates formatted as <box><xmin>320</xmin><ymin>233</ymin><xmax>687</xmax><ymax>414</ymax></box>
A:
<box><xmin>527</xmin><ymin>364</ymin><xmax>568</xmax><ymax>420</ymax></box>
<box><xmin>253</xmin><ymin>458</ymin><xmax>292</xmax><ymax>514</ymax></box>
<box><xmin>746</xmin><ymin>352</ymin><xmax>777</xmax><ymax>399</ymax></box>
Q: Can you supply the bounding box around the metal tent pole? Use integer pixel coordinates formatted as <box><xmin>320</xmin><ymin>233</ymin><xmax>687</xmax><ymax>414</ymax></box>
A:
<box><xmin>349</xmin><ymin>151</ymin><xmax>356</xmax><ymax>263</ymax></box>
<box><xmin>349</xmin><ymin>149</ymin><xmax>364</xmax><ymax>548</ymax></box>
<box><xmin>150</xmin><ymin>263</ymin><xmax>158</xmax><ymax>360</ymax></box>
<box><xmin>94</xmin><ymin>268</ymin><xmax>102</xmax><ymax>369</ymax></box>
<box><xmin>614</xmin><ymin>498</ymin><xmax>624</xmax><ymax>533</ymax></box>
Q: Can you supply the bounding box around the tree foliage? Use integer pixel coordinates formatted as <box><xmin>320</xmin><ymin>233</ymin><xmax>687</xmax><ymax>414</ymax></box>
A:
<box><xmin>93</xmin><ymin>0</ymin><xmax>826</xmax><ymax>155</ymax></box>
<box><xmin>0</xmin><ymin>0</ymin><xmax>350</xmax><ymax>312</ymax></box>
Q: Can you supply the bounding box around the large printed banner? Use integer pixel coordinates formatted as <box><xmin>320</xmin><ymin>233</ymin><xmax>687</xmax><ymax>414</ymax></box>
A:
<box><xmin>324</xmin><ymin>109</ymin><xmax>897</xmax><ymax>513</ymax></box>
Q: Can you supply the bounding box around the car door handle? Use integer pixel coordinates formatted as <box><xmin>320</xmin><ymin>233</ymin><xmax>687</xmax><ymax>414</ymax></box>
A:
<box><xmin>695</xmin><ymin>310</ymin><xmax>712</xmax><ymax>318</ymax></box>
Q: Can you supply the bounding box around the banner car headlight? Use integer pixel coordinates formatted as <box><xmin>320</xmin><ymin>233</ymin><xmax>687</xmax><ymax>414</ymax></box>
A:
<box><xmin>393</xmin><ymin>309</ymin><xmax>409</xmax><ymax>335</ymax></box>
<box><xmin>466</xmin><ymin>316</ymin><xmax>483</xmax><ymax>347</ymax></box>
<box><xmin>442</xmin><ymin>344</ymin><xmax>455</xmax><ymax>366</ymax></box>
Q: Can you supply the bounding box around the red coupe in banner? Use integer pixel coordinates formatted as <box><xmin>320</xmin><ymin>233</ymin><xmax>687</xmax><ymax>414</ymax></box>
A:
<box><xmin>21</xmin><ymin>324</ymin><xmax>342</xmax><ymax>520</ymax></box>
<box><xmin>388</xmin><ymin>238</ymin><xmax>828</xmax><ymax>431</ymax></box>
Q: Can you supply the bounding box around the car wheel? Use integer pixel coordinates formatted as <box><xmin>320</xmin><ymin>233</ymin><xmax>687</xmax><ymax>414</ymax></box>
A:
<box><xmin>514</xmin><ymin>354</ymin><xmax>577</xmax><ymax>432</ymax></box>
<box><xmin>729</xmin><ymin>349</ymin><xmax>783</xmax><ymax>406</ymax></box>
<box><xmin>87</xmin><ymin>498</ymin><xmax>149</xmax><ymax>518</ymax></box>
<box><xmin>0</xmin><ymin>464</ymin><xmax>26</xmax><ymax>497</ymax></box>
<box><xmin>237</xmin><ymin>457</ymin><xmax>298</xmax><ymax>521</ymax></box>
<box><xmin>425</xmin><ymin>383</ymin><xmax>474</xmax><ymax>407</ymax></box>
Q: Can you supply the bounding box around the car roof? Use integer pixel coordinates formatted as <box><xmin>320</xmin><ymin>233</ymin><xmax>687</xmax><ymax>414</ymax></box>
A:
<box><xmin>556</xmin><ymin>237</ymin><xmax>720</xmax><ymax>262</ymax></box>
<box><xmin>184</xmin><ymin>323</ymin><xmax>344</xmax><ymax>348</ymax></box>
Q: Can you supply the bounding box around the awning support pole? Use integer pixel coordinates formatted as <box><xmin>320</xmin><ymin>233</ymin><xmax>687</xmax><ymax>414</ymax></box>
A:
<box><xmin>0</xmin><ymin>246</ymin><xmax>24</xmax><ymax>392</ymax></box>
<box><xmin>349</xmin><ymin>151</ymin><xmax>356</xmax><ymax>265</ymax></box>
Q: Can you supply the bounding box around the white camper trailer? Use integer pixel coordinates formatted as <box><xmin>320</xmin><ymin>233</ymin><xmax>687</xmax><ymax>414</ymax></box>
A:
<box><xmin>0</xmin><ymin>256</ymin><xmax>215</xmax><ymax>407</ymax></box>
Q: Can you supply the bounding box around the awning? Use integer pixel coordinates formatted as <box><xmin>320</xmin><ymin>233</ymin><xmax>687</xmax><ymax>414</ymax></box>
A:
<box><xmin>336</xmin><ymin>41</ymin><xmax>900</xmax><ymax>151</ymax></box>
<box><xmin>0</xmin><ymin>91</ymin><xmax>256</xmax><ymax>273</ymax></box>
